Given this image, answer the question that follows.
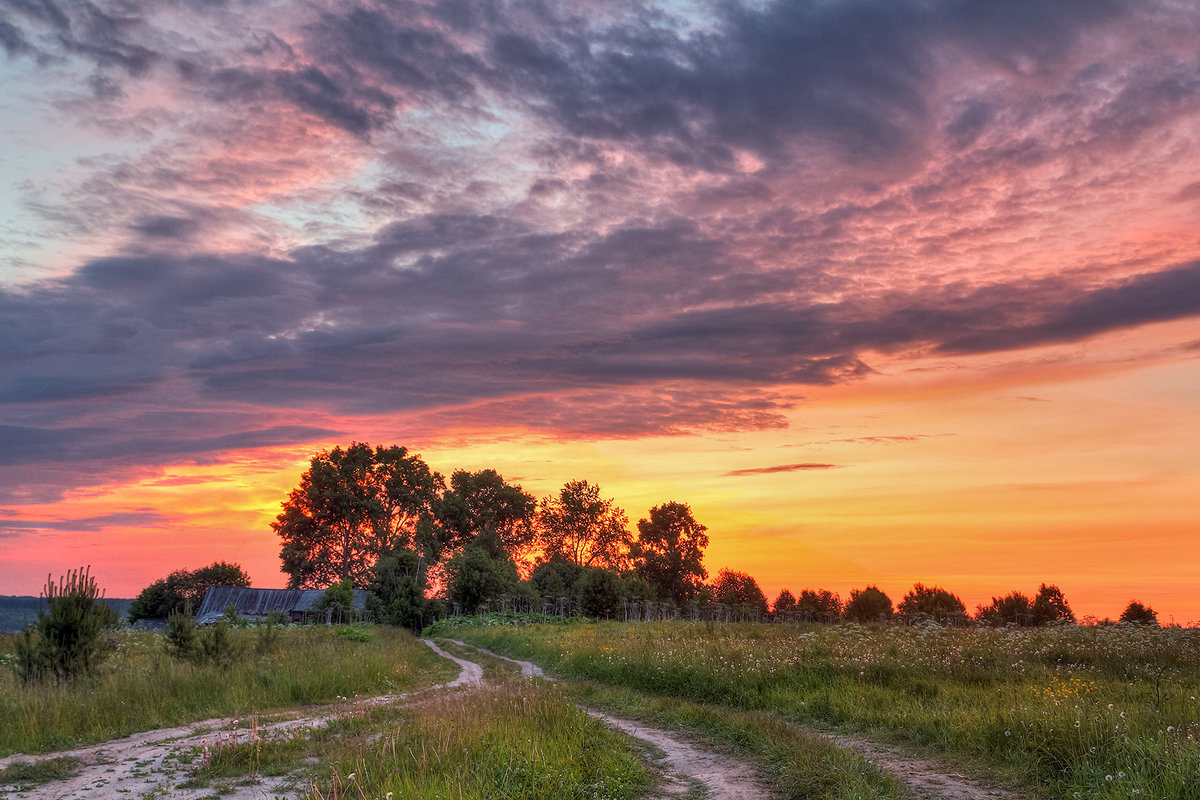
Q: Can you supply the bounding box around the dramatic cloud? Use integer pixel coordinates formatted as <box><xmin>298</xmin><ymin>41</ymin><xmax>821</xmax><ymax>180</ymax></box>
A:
<box><xmin>1</xmin><ymin>0</ymin><xmax>1198</xmax><ymax>503</ymax></box>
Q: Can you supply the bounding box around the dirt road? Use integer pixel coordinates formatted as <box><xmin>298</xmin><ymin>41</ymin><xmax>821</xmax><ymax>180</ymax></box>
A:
<box><xmin>1</xmin><ymin>639</ymin><xmax>1023</xmax><ymax>800</ymax></box>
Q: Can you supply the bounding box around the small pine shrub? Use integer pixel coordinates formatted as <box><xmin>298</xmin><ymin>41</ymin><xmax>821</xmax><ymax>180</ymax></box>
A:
<box><xmin>256</xmin><ymin>612</ymin><xmax>281</xmax><ymax>656</ymax></box>
<box><xmin>166</xmin><ymin>603</ymin><xmax>201</xmax><ymax>659</ymax></box>
<box><xmin>166</xmin><ymin>605</ymin><xmax>244</xmax><ymax>665</ymax></box>
<box><xmin>11</xmin><ymin>567</ymin><xmax>118</xmax><ymax>683</ymax></box>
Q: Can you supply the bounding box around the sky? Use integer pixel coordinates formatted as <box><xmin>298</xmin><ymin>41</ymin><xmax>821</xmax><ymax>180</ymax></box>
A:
<box><xmin>1</xmin><ymin>0</ymin><xmax>1197</xmax><ymax>622</ymax></box>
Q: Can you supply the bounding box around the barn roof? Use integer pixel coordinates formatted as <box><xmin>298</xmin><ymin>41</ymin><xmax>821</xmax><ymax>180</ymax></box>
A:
<box><xmin>196</xmin><ymin>585</ymin><xmax>367</xmax><ymax>624</ymax></box>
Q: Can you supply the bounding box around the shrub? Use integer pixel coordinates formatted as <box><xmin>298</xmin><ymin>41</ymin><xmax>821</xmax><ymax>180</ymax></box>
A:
<box><xmin>843</xmin><ymin>585</ymin><xmax>893</xmax><ymax>622</ymax></box>
<box><xmin>166</xmin><ymin>603</ymin><xmax>200</xmax><ymax>659</ymax></box>
<box><xmin>1119</xmin><ymin>600</ymin><xmax>1158</xmax><ymax>626</ymax></box>
<box><xmin>976</xmin><ymin>592</ymin><xmax>1033</xmax><ymax>627</ymax></box>
<box><xmin>166</xmin><ymin>603</ymin><xmax>244</xmax><ymax>665</ymax></box>
<box><xmin>1031</xmin><ymin>584</ymin><xmax>1075</xmax><ymax>625</ymax></box>
<box><xmin>12</xmin><ymin>567</ymin><xmax>118</xmax><ymax>683</ymax></box>
<box><xmin>898</xmin><ymin>583</ymin><xmax>967</xmax><ymax>624</ymax></box>
<box><xmin>366</xmin><ymin>548</ymin><xmax>426</xmax><ymax>632</ymax></box>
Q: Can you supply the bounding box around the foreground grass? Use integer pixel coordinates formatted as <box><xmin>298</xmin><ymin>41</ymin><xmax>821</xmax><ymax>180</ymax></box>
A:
<box><xmin>185</xmin><ymin>680</ymin><xmax>651</xmax><ymax>800</ymax></box>
<box><xmin>441</xmin><ymin>619</ymin><xmax>1200</xmax><ymax>799</ymax></box>
<box><xmin>0</xmin><ymin>625</ymin><xmax>456</xmax><ymax>756</ymax></box>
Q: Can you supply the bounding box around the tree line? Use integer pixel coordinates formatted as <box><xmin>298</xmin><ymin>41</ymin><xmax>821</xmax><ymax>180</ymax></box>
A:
<box><xmin>125</xmin><ymin>442</ymin><xmax>1164</xmax><ymax>632</ymax></box>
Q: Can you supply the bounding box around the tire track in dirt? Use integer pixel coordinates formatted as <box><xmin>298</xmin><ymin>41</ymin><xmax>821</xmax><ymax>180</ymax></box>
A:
<box><xmin>0</xmin><ymin>654</ymin><xmax>478</xmax><ymax>800</ymax></box>
<box><xmin>439</xmin><ymin>639</ymin><xmax>771</xmax><ymax>800</ymax></box>
<box><xmin>824</xmin><ymin>734</ymin><xmax>1023</xmax><ymax>800</ymax></box>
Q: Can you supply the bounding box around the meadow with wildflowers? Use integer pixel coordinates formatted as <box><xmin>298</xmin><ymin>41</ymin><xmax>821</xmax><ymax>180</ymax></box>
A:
<box><xmin>445</xmin><ymin>619</ymin><xmax>1200</xmax><ymax>799</ymax></box>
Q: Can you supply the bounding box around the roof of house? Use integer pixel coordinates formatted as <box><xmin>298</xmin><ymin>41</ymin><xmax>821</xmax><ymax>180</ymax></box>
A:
<box><xmin>196</xmin><ymin>585</ymin><xmax>367</xmax><ymax>624</ymax></box>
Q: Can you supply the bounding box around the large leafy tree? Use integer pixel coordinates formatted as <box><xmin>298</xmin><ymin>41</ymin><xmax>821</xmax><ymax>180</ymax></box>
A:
<box><xmin>630</xmin><ymin>502</ymin><xmax>709</xmax><ymax>605</ymax></box>
<box><xmin>274</xmin><ymin>443</ymin><xmax>443</xmax><ymax>589</ymax></box>
<box><xmin>536</xmin><ymin>480</ymin><xmax>631</xmax><ymax>569</ymax></box>
<box><xmin>128</xmin><ymin>561</ymin><xmax>250</xmax><ymax>621</ymax></box>
<box><xmin>439</xmin><ymin>469</ymin><xmax>537</xmax><ymax>559</ymax></box>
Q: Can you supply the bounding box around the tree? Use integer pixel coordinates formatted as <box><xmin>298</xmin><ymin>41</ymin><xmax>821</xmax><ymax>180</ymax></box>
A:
<box><xmin>898</xmin><ymin>583</ymin><xmax>967</xmax><ymax>624</ymax></box>
<box><xmin>795</xmin><ymin>589</ymin><xmax>842</xmax><ymax>622</ymax></box>
<box><xmin>13</xmin><ymin>567</ymin><xmax>119</xmax><ymax>683</ymax></box>
<box><xmin>444</xmin><ymin>544</ymin><xmax>520</xmax><ymax>614</ymax></box>
<box><xmin>439</xmin><ymin>469</ymin><xmax>537</xmax><ymax>560</ymax></box>
<box><xmin>536</xmin><ymin>480</ymin><xmax>631</xmax><ymax>569</ymax></box>
<box><xmin>274</xmin><ymin>443</ymin><xmax>443</xmax><ymax>589</ymax></box>
<box><xmin>976</xmin><ymin>592</ymin><xmax>1033</xmax><ymax>627</ymax></box>
<box><xmin>576</xmin><ymin>568</ymin><xmax>624</xmax><ymax>619</ymax></box>
<box><xmin>366</xmin><ymin>548</ymin><xmax>428</xmax><ymax>632</ymax></box>
<box><xmin>128</xmin><ymin>561</ymin><xmax>251</xmax><ymax>622</ymax></box>
<box><xmin>843</xmin><ymin>586</ymin><xmax>893</xmax><ymax>623</ymax></box>
<box><xmin>630</xmin><ymin>502</ymin><xmax>709</xmax><ymax>605</ymax></box>
<box><xmin>773</xmin><ymin>589</ymin><xmax>797</xmax><ymax>619</ymax></box>
<box><xmin>712</xmin><ymin>569</ymin><xmax>768</xmax><ymax>620</ymax></box>
<box><xmin>1032</xmin><ymin>584</ymin><xmax>1075</xmax><ymax>625</ymax></box>
<box><xmin>315</xmin><ymin>578</ymin><xmax>357</xmax><ymax>620</ymax></box>
<box><xmin>529</xmin><ymin>559</ymin><xmax>584</xmax><ymax>603</ymax></box>
<box><xmin>1119</xmin><ymin>600</ymin><xmax>1158</xmax><ymax>626</ymax></box>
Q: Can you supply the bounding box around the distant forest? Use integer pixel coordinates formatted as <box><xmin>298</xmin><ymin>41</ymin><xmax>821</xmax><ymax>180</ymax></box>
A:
<box><xmin>0</xmin><ymin>596</ymin><xmax>134</xmax><ymax>633</ymax></box>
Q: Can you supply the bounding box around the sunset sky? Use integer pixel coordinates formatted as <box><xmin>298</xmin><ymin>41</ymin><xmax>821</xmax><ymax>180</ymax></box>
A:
<box><xmin>1</xmin><ymin>0</ymin><xmax>1197</xmax><ymax>621</ymax></box>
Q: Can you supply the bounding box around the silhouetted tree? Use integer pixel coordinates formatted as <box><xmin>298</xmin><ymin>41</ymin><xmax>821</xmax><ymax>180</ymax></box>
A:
<box><xmin>630</xmin><ymin>502</ymin><xmax>709</xmax><ymax>605</ymax></box>
<box><xmin>129</xmin><ymin>561</ymin><xmax>251</xmax><ymax>622</ymax></box>
<box><xmin>536</xmin><ymin>480</ymin><xmax>631</xmax><ymax>569</ymax></box>
<box><xmin>898</xmin><ymin>583</ymin><xmax>967</xmax><ymax>624</ymax></box>
<box><xmin>976</xmin><ymin>592</ymin><xmax>1032</xmax><ymax>626</ymax></box>
<box><xmin>275</xmin><ymin>443</ymin><xmax>443</xmax><ymax>588</ymax></box>
<box><xmin>712</xmin><ymin>569</ymin><xmax>768</xmax><ymax>619</ymax></box>
<box><xmin>843</xmin><ymin>586</ymin><xmax>893</xmax><ymax>623</ymax></box>
<box><xmin>1119</xmin><ymin>600</ymin><xmax>1158</xmax><ymax>626</ymax></box>
<box><xmin>1032</xmin><ymin>584</ymin><xmax>1075</xmax><ymax>625</ymax></box>
<box><xmin>773</xmin><ymin>588</ymin><xmax>797</xmax><ymax>619</ymax></box>
<box><xmin>795</xmin><ymin>588</ymin><xmax>842</xmax><ymax>622</ymax></box>
<box><xmin>439</xmin><ymin>469</ymin><xmax>537</xmax><ymax>561</ymax></box>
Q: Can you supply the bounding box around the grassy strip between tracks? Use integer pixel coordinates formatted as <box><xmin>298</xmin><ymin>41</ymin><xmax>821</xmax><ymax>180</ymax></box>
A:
<box><xmin>439</xmin><ymin>634</ymin><xmax>911</xmax><ymax>800</ymax></box>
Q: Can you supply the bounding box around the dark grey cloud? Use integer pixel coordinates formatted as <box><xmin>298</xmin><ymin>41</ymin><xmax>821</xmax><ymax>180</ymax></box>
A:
<box><xmin>0</xmin><ymin>424</ymin><xmax>339</xmax><ymax>466</ymax></box>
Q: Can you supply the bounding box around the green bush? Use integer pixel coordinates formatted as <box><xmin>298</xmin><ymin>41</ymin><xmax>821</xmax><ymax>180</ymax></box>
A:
<box><xmin>11</xmin><ymin>567</ymin><xmax>118</xmax><ymax>683</ymax></box>
<box><xmin>166</xmin><ymin>604</ymin><xmax>244</xmax><ymax>665</ymax></box>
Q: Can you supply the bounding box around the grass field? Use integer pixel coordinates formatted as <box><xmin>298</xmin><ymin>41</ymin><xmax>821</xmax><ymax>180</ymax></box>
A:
<box><xmin>0</xmin><ymin>624</ymin><xmax>654</xmax><ymax>800</ymax></box>
<box><xmin>0</xmin><ymin>624</ymin><xmax>455</xmax><ymax>756</ymax></box>
<box><xmin>438</xmin><ymin>618</ymin><xmax>1200</xmax><ymax>799</ymax></box>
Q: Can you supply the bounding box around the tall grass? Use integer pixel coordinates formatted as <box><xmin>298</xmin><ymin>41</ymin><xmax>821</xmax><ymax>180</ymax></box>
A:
<box><xmin>0</xmin><ymin>625</ymin><xmax>455</xmax><ymax>755</ymax></box>
<box><xmin>446</xmin><ymin>620</ymin><xmax>1200</xmax><ymax>799</ymax></box>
